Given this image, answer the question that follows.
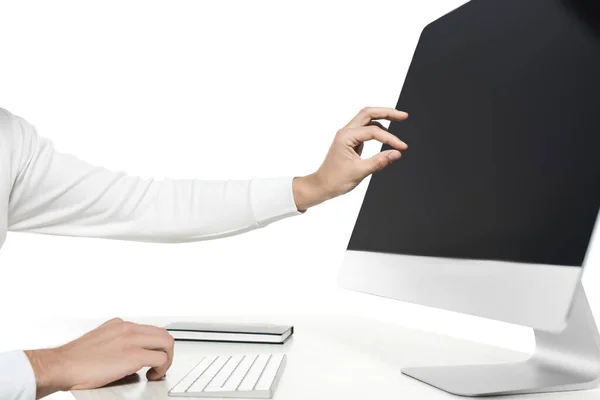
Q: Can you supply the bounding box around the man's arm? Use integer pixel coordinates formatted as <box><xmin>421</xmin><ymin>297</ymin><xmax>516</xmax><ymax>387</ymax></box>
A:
<box><xmin>6</xmin><ymin>107</ymin><xmax>407</xmax><ymax>240</ymax></box>
<box><xmin>6</xmin><ymin>111</ymin><xmax>300</xmax><ymax>241</ymax></box>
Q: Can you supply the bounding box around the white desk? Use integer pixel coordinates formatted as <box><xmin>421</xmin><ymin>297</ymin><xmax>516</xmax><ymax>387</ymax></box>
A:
<box><xmin>65</xmin><ymin>315</ymin><xmax>600</xmax><ymax>400</ymax></box>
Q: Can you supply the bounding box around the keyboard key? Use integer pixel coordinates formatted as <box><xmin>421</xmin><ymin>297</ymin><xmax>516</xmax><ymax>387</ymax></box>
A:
<box><xmin>205</xmin><ymin>355</ymin><xmax>243</xmax><ymax>391</ymax></box>
<box><xmin>170</xmin><ymin>356</ymin><xmax>217</xmax><ymax>393</ymax></box>
<box><xmin>255</xmin><ymin>354</ymin><xmax>285</xmax><ymax>391</ymax></box>
<box><xmin>187</xmin><ymin>356</ymin><xmax>217</xmax><ymax>378</ymax></box>
<box><xmin>237</xmin><ymin>354</ymin><xmax>271</xmax><ymax>392</ymax></box>
<box><xmin>220</xmin><ymin>354</ymin><xmax>258</xmax><ymax>391</ymax></box>
<box><xmin>188</xmin><ymin>356</ymin><xmax>231</xmax><ymax>392</ymax></box>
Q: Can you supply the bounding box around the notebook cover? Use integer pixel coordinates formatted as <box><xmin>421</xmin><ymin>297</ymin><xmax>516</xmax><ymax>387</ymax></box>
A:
<box><xmin>164</xmin><ymin>322</ymin><xmax>293</xmax><ymax>336</ymax></box>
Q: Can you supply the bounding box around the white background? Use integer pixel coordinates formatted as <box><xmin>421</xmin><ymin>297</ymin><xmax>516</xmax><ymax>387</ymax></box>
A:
<box><xmin>2</xmin><ymin>1</ymin><xmax>600</xmax><ymax>398</ymax></box>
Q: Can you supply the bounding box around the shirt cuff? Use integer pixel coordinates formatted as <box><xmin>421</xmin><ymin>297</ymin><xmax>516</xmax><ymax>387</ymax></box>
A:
<box><xmin>0</xmin><ymin>351</ymin><xmax>36</xmax><ymax>400</ymax></box>
<box><xmin>250</xmin><ymin>177</ymin><xmax>302</xmax><ymax>227</ymax></box>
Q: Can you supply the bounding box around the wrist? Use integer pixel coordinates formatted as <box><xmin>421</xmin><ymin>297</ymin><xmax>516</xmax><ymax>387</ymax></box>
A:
<box><xmin>292</xmin><ymin>172</ymin><xmax>333</xmax><ymax>211</ymax></box>
<box><xmin>25</xmin><ymin>348</ymin><xmax>67</xmax><ymax>398</ymax></box>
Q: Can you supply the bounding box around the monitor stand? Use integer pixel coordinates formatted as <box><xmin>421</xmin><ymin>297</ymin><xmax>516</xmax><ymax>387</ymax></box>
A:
<box><xmin>402</xmin><ymin>282</ymin><xmax>600</xmax><ymax>396</ymax></box>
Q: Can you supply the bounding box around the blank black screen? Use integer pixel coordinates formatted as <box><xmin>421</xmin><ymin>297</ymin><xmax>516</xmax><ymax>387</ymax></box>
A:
<box><xmin>348</xmin><ymin>0</ymin><xmax>600</xmax><ymax>267</ymax></box>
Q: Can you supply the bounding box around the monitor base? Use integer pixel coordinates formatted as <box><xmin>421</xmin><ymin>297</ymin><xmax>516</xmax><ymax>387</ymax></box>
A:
<box><xmin>402</xmin><ymin>282</ymin><xmax>600</xmax><ymax>396</ymax></box>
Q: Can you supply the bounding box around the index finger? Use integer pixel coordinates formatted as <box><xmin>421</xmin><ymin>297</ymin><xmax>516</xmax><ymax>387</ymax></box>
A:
<box><xmin>351</xmin><ymin>126</ymin><xmax>408</xmax><ymax>151</ymax></box>
<box><xmin>133</xmin><ymin>325</ymin><xmax>173</xmax><ymax>380</ymax></box>
<box><xmin>345</xmin><ymin>107</ymin><xmax>408</xmax><ymax>129</ymax></box>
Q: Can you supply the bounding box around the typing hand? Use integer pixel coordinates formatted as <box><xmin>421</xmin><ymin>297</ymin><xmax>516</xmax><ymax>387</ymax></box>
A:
<box><xmin>292</xmin><ymin>107</ymin><xmax>408</xmax><ymax>211</ymax></box>
<box><xmin>24</xmin><ymin>318</ymin><xmax>174</xmax><ymax>398</ymax></box>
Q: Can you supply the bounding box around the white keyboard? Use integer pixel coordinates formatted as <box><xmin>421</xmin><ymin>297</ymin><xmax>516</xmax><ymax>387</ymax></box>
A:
<box><xmin>168</xmin><ymin>354</ymin><xmax>287</xmax><ymax>398</ymax></box>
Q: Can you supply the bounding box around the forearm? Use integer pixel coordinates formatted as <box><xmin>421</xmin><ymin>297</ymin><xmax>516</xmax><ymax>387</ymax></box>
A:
<box><xmin>12</xmin><ymin>174</ymin><xmax>299</xmax><ymax>242</ymax></box>
<box><xmin>7</xmin><ymin>113</ymin><xmax>301</xmax><ymax>241</ymax></box>
<box><xmin>8</xmin><ymin>139</ymin><xmax>300</xmax><ymax>241</ymax></box>
<box><xmin>23</xmin><ymin>350</ymin><xmax>63</xmax><ymax>399</ymax></box>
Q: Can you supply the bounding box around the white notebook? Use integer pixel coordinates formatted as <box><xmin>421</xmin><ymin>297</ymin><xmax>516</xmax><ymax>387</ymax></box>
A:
<box><xmin>164</xmin><ymin>322</ymin><xmax>294</xmax><ymax>344</ymax></box>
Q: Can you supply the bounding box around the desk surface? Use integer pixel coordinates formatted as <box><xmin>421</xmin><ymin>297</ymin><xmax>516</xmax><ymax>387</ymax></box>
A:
<box><xmin>67</xmin><ymin>315</ymin><xmax>600</xmax><ymax>400</ymax></box>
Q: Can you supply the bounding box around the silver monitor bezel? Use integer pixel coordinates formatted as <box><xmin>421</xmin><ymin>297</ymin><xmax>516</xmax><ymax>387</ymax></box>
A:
<box><xmin>338</xmin><ymin>249</ymin><xmax>583</xmax><ymax>332</ymax></box>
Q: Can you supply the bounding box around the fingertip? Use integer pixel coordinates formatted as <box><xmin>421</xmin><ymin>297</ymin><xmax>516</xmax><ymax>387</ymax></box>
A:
<box><xmin>146</xmin><ymin>368</ymin><xmax>165</xmax><ymax>381</ymax></box>
<box><xmin>388</xmin><ymin>150</ymin><xmax>402</xmax><ymax>163</ymax></box>
<box><xmin>387</xmin><ymin>109</ymin><xmax>408</xmax><ymax>122</ymax></box>
<box><xmin>145</xmin><ymin>369</ymin><xmax>155</xmax><ymax>380</ymax></box>
<box><xmin>393</xmin><ymin>138</ymin><xmax>408</xmax><ymax>150</ymax></box>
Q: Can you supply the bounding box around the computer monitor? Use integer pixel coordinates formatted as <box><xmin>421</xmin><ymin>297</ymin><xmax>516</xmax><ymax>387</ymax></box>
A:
<box><xmin>338</xmin><ymin>0</ymin><xmax>600</xmax><ymax>396</ymax></box>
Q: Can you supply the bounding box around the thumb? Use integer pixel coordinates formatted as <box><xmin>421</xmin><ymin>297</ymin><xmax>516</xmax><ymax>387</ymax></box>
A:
<box><xmin>363</xmin><ymin>150</ymin><xmax>402</xmax><ymax>175</ymax></box>
<box><xmin>147</xmin><ymin>367</ymin><xmax>165</xmax><ymax>381</ymax></box>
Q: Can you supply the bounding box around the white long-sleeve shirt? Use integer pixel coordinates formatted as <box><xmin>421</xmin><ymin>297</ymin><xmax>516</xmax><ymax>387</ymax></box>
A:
<box><xmin>0</xmin><ymin>108</ymin><xmax>301</xmax><ymax>399</ymax></box>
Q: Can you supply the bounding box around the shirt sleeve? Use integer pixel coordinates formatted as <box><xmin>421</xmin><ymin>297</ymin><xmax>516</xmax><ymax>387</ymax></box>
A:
<box><xmin>0</xmin><ymin>351</ymin><xmax>36</xmax><ymax>400</ymax></box>
<box><xmin>5</xmin><ymin>110</ymin><xmax>301</xmax><ymax>241</ymax></box>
